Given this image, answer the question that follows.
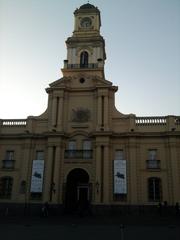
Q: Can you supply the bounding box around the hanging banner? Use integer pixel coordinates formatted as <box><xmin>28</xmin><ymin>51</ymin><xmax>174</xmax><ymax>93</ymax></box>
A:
<box><xmin>114</xmin><ymin>160</ymin><xmax>127</xmax><ymax>194</ymax></box>
<box><xmin>30</xmin><ymin>160</ymin><xmax>44</xmax><ymax>193</ymax></box>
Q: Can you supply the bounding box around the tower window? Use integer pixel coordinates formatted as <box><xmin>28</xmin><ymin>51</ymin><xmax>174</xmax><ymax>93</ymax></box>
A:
<box><xmin>80</xmin><ymin>51</ymin><xmax>89</xmax><ymax>68</ymax></box>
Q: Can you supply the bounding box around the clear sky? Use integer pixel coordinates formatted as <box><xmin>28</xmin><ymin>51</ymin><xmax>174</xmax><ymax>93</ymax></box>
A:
<box><xmin>0</xmin><ymin>0</ymin><xmax>180</xmax><ymax>119</ymax></box>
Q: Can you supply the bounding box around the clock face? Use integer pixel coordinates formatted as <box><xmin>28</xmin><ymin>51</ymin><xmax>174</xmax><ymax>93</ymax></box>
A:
<box><xmin>80</xmin><ymin>17</ymin><xmax>92</xmax><ymax>28</ymax></box>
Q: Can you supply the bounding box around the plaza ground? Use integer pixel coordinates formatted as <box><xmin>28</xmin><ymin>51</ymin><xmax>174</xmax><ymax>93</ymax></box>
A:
<box><xmin>0</xmin><ymin>214</ymin><xmax>179</xmax><ymax>240</ymax></box>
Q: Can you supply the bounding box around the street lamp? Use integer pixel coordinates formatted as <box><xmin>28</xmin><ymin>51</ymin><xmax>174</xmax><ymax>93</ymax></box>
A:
<box><xmin>95</xmin><ymin>181</ymin><xmax>99</xmax><ymax>194</ymax></box>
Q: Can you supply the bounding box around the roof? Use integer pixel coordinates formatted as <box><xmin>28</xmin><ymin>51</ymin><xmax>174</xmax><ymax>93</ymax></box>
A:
<box><xmin>79</xmin><ymin>3</ymin><xmax>96</xmax><ymax>9</ymax></box>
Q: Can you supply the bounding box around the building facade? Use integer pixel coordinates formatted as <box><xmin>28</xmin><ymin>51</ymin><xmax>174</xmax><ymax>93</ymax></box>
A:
<box><xmin>0</xmin><ymin>4</ymin><xmax>180</xmax><ymax>214</ymax></box>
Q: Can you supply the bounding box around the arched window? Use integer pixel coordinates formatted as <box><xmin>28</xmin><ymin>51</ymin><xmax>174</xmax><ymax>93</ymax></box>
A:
<box><xmin>0</xmin><ymin>176</ymin><xmax>13</xmax><ymax>199</ymax></box>
<box><xmin>148</xmin><ymin>177</ymin><xmax>162</xmax><ymax>202</ymax></box>
<box><xmin>80</xmin><ymin>51</ymin><xmax>89</xmax><ymax>68</ymax></box>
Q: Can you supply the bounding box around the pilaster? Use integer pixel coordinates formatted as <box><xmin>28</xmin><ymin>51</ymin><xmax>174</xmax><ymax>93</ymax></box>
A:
<box><xmin>168</xmin><ymin>137</ymin><xmax>180</xmax><ymax>203</ymax></box>
<box><xmin>43</xmin><ymin>146</ymin><xmax>54</xmax><ymax>202</ymax></box>
<box><xmin>128</xmin><ymin>138</ymin><xmax>138</xmax><ymax>204</ymax></box>
<box><xmin>103</xmin><ymin>145</ymin><xmax>110</xmax><ymax>203</ymax></box>
<box><xmin>95</xmin><ymin>144</ymin><xmax>101</xmax><ymax>203</ymax></box>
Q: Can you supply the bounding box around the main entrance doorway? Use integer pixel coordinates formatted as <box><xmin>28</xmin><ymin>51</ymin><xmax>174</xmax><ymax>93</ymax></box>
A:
<box><xmin>65</xmin><ymin>168</ymin><xmax>89</xmax><ymax>213</ymax></box>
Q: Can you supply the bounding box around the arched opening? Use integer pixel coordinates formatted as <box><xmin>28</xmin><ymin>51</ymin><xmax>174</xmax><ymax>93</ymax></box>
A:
<box><xmin>80</xmin><ymin>51</ymin><xmax>89</xmax><ymax>68</ymax></box>
<box><xmin>65</xmin><ymin>168</ymin><xmax>89</xmax><ymax>213</ymax></box>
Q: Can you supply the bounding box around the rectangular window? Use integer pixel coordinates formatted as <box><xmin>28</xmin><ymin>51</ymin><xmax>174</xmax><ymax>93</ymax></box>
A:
<box><xmin>3</xmin><ymin>151</ymin><xmax>15</xmax><ymax>169</ymax></box>
<box><xmin>36</xmin><ymin>151</ymin><xmax>44</xmax><ymax>160</ymax></box>
<box><xmin>83</xmin><ymin>140</ymin><xmax>91</xmax><ymax>150</ymax></box>
<box><xmin>68</xmin><ymin>141</ymin><xmax>76</xmax><ymax>150</ymax></box>
<box><xmin>67</xmin><ymin>141</ymin><xmax>76</xmax><ymax>158</ymax></box>
<box><xmin>147</xmin><ymin>149</ymin><xmax>160</xmax><ymax>169</ymax></box>
<box><xmin>6</xmin><ymin>151</ymin><xmax>14</xmax><ymax>160</ymax></box>
<box><xmin>115</xmin><ymin>150</ymin><xmax>124</xmax><ymax>160</ymax></box>
<box><xmin>83</xmin><ymin>140</ymin><xmax>92</xmax><ymax>159</ymax></box>
<box><xmin>148</xmin><ymin>149</ymin><xmax>157</xmax><ymax>160</ymax></box>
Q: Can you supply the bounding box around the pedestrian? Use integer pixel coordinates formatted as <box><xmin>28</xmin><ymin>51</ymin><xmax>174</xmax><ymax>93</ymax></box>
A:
<box><xmin>42</xmin><ymin>202</ymin><xmax>49</xmax><ymax>217</ymax></box>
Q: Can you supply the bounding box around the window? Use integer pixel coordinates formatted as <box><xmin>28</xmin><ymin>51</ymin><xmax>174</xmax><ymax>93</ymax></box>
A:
<box><xmin>115</xmin><ymin>150</ymin><xmax>124</xmax><ymax>160</ymax></box>
<box><xmin>68</xmin><ymin>140</ymin><xmax>76</xmax><ymax>158</ymax></box>
<box><xmin>83</xmin><ymin>140</ymin><xmax>92</xmax><ymax>159</ymax></box>
<box><xmin>0</xmin><ymin>177</ymin><xmax>13</xmax><ymax>199</ymax></box>
<box><xmin>36</xmin><ymin>151</ymin><xmax>44</xmax><ymax>160</ymax></box>
<box><xmin>3</xmin><ymin>151</ymin><xmax>15</xmax><ymax>169</ymax></box>
<box><xmin>148</xmin><ymin>149</ymin><xmax>157</xmax><ymax>160</ymax></box>
<box><xmin>68</xmin><ymin>141</ymin><xmax>76</xmax><ymax>150</ymax></box>
<box><xmin>6</xmin><ymin>151</ymin><xmax>14</xmax><ymax>160</ymax></box>
<box><xmin>147</xmin><ymin>149</ymin><xmax>160</xmax><ymax>169</ymax></box>
<box><xmin>148</xmin><ymin>177</ymin><xmax>162</xmax><ymax>202</ymax></box>
<box><xmin>80</xmin><ymin>51</ymin><xmax>88</xmax><ymax>68</ymax></box>
<box><xmin>83</xmin><ymin>140</ymin><xmax>91</xmax><ymax>150</ymax></box>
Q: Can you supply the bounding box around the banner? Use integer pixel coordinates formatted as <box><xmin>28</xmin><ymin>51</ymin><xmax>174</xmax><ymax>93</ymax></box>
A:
<box><xmin>30</xmin><ymin>160</ymin><xmax>44</xmax><ymax>193</ymax></box>
<box><xmin>114</xmin><ymin>160</ymin><xmax>127</xmax><ymax>194</ymax></box>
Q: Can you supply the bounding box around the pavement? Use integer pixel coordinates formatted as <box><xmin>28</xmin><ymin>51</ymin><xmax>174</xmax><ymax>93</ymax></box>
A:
<box><xmin>0</xmin><ymin>214</ymin><xmax>179</xmax><ymax>240</ymax></box>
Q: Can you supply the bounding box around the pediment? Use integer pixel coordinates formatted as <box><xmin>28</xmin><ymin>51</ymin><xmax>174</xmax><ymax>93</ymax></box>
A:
<box><xmin>49</xmin><ymin>77</ymin><xmax>72</xmax><ymax>88</ymax></box>
<box><xmin>92</xmin><ymin>75</ymin><xmax>112</xmax><ymax>87</ymax></box>
<box><xmin>47</xmin><ymin>74</ymin><xmax>113</xmax><ymax>91</ymax></box>
<box><xmin>71</xmin><ymin>74</ymin><xmax>113</xmax><ymax>87</ymax></box>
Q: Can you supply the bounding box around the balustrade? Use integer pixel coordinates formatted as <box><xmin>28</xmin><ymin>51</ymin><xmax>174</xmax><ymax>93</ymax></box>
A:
<box><xmin>64</xmin><ymin>150</ymin><xmax>93</xmax><ymax>159</ymax></box>
<box><xmin>1</xmin><ymin>119</ymin><xmax>27</xmax><ymax>127</ymax></box>
<box><xmin>146</xmin><ymin>160</ymin><xmax>160</xmax><ymax>169</ymax></box>
<box><xmin>135</xmin><ymin>117</ymin><xmax>166</xmax><ymax>126</ymax></box>
<box><xmin>67</xmin><ymin>63</ymin><xmax>98</xmax><ymax>69</ymax></box>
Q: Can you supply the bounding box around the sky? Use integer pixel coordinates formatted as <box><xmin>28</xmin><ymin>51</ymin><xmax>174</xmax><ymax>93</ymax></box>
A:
<box><xmin>0</xmin><ymin>0</ymin><xmax>180</xmax><ymax>119</ymax></box>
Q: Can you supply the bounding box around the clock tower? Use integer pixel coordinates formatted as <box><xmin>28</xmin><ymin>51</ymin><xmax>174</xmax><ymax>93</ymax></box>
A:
<box><xmin>62</xmin><ymin>3</ymin><xmax>106</xmax><ymax>78</ymax></box>
<box><xmin>47</xmin><ymin>3</ymin><xmax>117</xmax><ymax>133</ymax></box>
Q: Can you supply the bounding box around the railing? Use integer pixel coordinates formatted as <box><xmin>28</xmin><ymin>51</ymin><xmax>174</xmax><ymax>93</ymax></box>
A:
<box><xmin>64</xmin><ymin>150</ymin><xmax>93</xmax><ymax>159</ymax></box>
<box><xmin>146</xmin><ymin>160</ymin><xmax>160</xmax><ymax>169</ymax></box>
<box><xmin>67</xmin><ymin>63</ymin><xmax>98</xmax><ymax>69</ymax></box>
<box><xmin>1</xmin><ymin>119</ymin><xmax>27</xmax><ymax>127</ymax></box>
<box><xmin>135</xmin><ymin>117</ymin><xmax>166</xmax><ymax>126</ymax></box>
<box><xmin>2</xmin><ymin>160</ymin><xmax>15</xmax><ymax>169</ymax></box>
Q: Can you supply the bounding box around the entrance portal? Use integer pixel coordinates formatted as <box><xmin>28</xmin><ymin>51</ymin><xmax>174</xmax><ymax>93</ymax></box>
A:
<box><xmin>65</xmin><ymin>168</ymin><xmax>89</xmax><ymax>212</ymax></box>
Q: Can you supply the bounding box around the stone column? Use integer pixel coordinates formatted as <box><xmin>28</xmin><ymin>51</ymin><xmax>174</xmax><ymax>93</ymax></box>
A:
<box><xmin>104</xmin><ymin>95</ymin><xmax>109</xmax><ymax>131</ymax></box>
<box><xmin>59</xmin><ymin>143</ymin><xmax>65</xmax><ymax>204</ymax></box>
<box><xmin>19</xmin><ymin>141</ymin><xmax>32</xmax><ymax>203</ymax></box>
<box><xmin>57</xmin><ymin>97</ymin><xmax>63</xmax><ymax>131</ymax></box>
<box><xmin>43</xmin><ymin>146</ymin><xmax>54</xmax><ymax>202</ymax></box>
<box><xmin>51</xmin><ymin>145</ymin><xmax>61</xmax><ymax>203</ymax></box>
<box><xmin>128</xmin><ymin>139</ymin><xmax>138</xmax><ymax>204</ymax></box>
<box><xmin>103</xmin><ymin>145</ymin><xmax>110</xmax><ymax>203</ymax></box>
<box><xmin>95</xmin><ymin>144</ymin><xmax>101</xmax><ymax>203</ymax></box>
<box><xmin>169</xmin><ymin>138</ymin><xmax>180</xmax><ymax>203</ymax></box>
<box><xmin>52</xmin><ymin>97</ymin><xmax>57</xmax><ymax>127</ymax></box>
<box><xmin>96</xmin><ymin>95</ymin><xmax>102</xmax><ymax>130</ymax></box>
